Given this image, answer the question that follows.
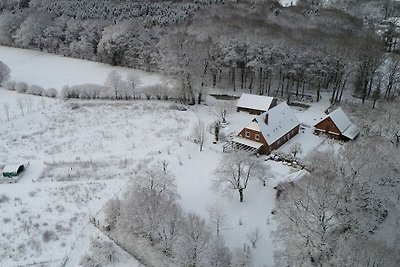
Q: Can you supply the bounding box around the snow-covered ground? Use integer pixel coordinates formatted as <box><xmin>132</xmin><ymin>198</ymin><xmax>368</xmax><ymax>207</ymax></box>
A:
<box><xmin>0</xmin><ymin>47</ymin><xmax>339</xmax><ymax>266</ymax></box>
<box><xmin>0</xmin><ymin>46</ymin><xmax>163</xmax><ymax>91</ymax></box>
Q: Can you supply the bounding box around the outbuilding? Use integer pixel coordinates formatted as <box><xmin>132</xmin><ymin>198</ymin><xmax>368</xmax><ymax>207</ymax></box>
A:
<box><xmin>2</xmin><ymin>164</ymin><xmax>25</xmax><ymax>178</ymax></box>
<box><xmin>236</xmin><ymin>93</ymin><xmax>277</xmax><ymax>115</ymax></box>
<box><xmin>314</xmin><ymin>108</ymin><xmax>359</xmax><ymax>140</ymax></box>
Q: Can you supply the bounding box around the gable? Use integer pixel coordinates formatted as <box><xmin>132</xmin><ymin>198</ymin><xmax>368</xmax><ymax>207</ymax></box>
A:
<box><xmin>314</xmin><ymin>117</ymin><xmax>341</xmax><ymax>134</ymax></box>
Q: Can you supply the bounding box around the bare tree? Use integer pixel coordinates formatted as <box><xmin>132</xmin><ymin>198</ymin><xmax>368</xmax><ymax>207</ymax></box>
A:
<box><xmin>16</xmin><ymin>97</ymin><xmax>24</xmax><ymax>116</ymax></box>
<box><xmin>105</xmin><ymin>198</ymin><xmax>121</xmax><ymax>229</ymax></box>
<box><xmin>104</xmin><ymin>71</ymin><xmax>123</xmax><ymax>99</ymax></box>
<box><xmin>2</xmin><ymin>102</ymin><xmax>10</xmax><ymax>121</ymax></box>
<box><xmin>290</xmin><ymin>143</ymin><xmax>303</xmax><ymax>158</ymax></box>
<box><xmin>246</xmin><ymin>227</ymin><xmax>261</xmax><ymax>248</ymax></box>
<box><xmin>24</xmin><ymin>96</ymin><xmax>33</xmax><ymax>112</ymax></box>
<box><xmin>176</xmin><ymin>213</ymin><xmax>211</xmax><ymax>267</ymax></box>
<box><xmin>193</xmin><ymin>119</ymin><xmax>206</xmax><ymax>152</ymax></box>
<box><xmin>214</xmin><ymin>151</ymin><xmax>269</xmax><ymax>202</ymax></box>
<box><xmin>213</xmin><ymin>101</ymin><xmax>234</xmax><ymax>124</ymax></box>
<box><xmin>134</xmin><ymin>166</ymin><xmax>178</xmax><ymax>198</ymax></box>
<box><xmin>231</xmin><ymin>247</ymin><xmax>251</xmax><ymax>267</ymax></box>
<box><xmin>207</xmin><ymin>203</ymin><xmax>226</xmax><ymax>237</ymax></box>
<box><xmin>208</xmin><ymin>237</ymin><xmax>231</xmax><ymax>267</ymax></box>
<box><xmin>126</xmin><ymin>72</ymin><xmax>142</xmax><ymax>99</ymax></box>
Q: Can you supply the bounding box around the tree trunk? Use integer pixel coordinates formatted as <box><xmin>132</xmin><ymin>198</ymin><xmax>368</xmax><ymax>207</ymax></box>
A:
<box><xmin>259</xmin><ymin>67</ymin><xmax>263</xmax><ymax>95</ymax></box>
<box><xmin>248</xmin><ymin>70</ymin><xmax>254</xmax><ymax>93</ymax></box>
<box><xmin>241</xmin><ymin>67</ymin><xmax>245</xmax><ymax>89</ymax></box>
<box><xmin>239</xmin><ymin>188</ymin><xmax>244</xmax><ymax>202</ymax></box>
<box><xmin>232</xmin><ymin>66</ymin><xmax>236</xmax><ymax>91</ymax></box>
<box><xmin>338</xmin><ymin>80</ymin><xmax>346</xmax><ymax>103</ymax></box>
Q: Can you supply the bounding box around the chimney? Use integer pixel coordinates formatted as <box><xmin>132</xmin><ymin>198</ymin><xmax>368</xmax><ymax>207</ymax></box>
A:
<box><xmin>264</xmin><ymin>113</ymin><xmax>269</xmax><ymax>124</ymax></box>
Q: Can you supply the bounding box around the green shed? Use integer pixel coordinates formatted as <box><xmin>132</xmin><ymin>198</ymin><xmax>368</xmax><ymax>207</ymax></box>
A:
<box><xmin>2</xmin><ymin>164</ymin><xmax>24</xmax><ymax>178</ymax></box>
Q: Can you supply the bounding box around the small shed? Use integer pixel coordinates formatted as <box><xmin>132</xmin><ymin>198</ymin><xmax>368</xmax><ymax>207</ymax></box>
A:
<box><xmin>236</xmin><ymin>93</ymin><xmax>277</xmax><ymax>115</ymax></box>
<box><xmin>2</xmin><ymin>164</ymin><xmax>24</xmax><ymax>178</ymax></box>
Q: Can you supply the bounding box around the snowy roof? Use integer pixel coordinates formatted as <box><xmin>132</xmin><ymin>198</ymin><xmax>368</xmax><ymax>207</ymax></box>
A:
<box><xmin>237</xmin><ymin>93</ymin><xmax>275</xmax><ymax>112</ymax></box>
<box><xmin>254</xmin><ymin>102</ymin><xmax>300</xmax><ymax>145</ymax></box>
<box><xmin>318</xmin><ymin>108</ymin><xmax>360</xmax><ymax>140</ymax></box>
<box><xmin>2</xmin><ymin>164</ymin><xmax>23</xmax><ymax>173</ymax></box>
<box><xmin>342</xmin><ymin>124</ymin><xmax>359</xmax><ymax>140</ymax></box>
<box><xmin>232</xmin><ymin>136</ymin><xmax>263</xmax><ymax>149</ymax></box>
<box><xmin>329</xmin><ymin>108</ymin><xmax>352</xmax><ymax>133</ymax></box>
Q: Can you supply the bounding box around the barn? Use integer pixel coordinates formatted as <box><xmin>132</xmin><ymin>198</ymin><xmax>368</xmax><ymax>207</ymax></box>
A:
<box><xmin>314</xmin><ymin>108</ymin><xmax>360</xmax><ymax>140</ymax></box>
<box><xmin>236</xmin><ymin>93</ymin><xmax>277</xmax><ymax>115</ymax></box>
<box><xmin>2</xmin><ymin>164</ymin><xmax>25</xmax><ymax>178</ymax></box>
<box><xmin>233</xmin><ymin>102</ymin><xmax>300</xmax><ymax>154</ymax></box>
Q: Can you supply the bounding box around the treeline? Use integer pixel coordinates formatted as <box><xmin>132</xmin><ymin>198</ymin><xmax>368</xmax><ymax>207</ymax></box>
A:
<box><xmin>0</xmin><ymin>0</ymin><xmax>399</xmax><ymax>104</ymax></box>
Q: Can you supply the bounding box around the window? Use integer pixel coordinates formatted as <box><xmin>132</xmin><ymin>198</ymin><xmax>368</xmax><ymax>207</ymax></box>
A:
<box><xmin>245</xmin><ymin>131</ymin><xmax>250</xmax><ymax>138</ymax></box>
<box><xmin>255</xmin><ymin>134</ymin><xmax>259</xmax><ymax>141</ymax></box>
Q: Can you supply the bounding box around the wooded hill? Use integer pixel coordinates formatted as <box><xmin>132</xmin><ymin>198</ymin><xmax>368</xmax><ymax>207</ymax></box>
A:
<box><xmin>0</xmin><ymin>0</ymin><xmax>398</xmax><ymax>103</ymax></box>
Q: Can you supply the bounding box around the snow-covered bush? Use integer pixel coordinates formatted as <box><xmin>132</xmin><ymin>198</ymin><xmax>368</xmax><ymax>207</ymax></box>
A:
<box><xmin>42</xmin><ymin>230</ymin><xmax>58</xmax><ymax>242</ymax></box>
<box><xmin>0</xmin><ymin>194</ymin><xmax>9</xmax><ymax>203</ymax></box>
<box><xmin>3</xmin><ymin>80</ymin><xmax>16</xmax><ymax>90</ymax></box>
<box><xmin>61</xmin><ymin>84</ymin><xmax>106</xmax><ymax>99</ymax></box>
<box><xmin>45</xmin><ymin>88</ymin><xmax>58</xmax><ymax>98</ymax></box>
<box><xmin>27</xmin><ymin>84</ymin><xmax>45</xmax><ymax>96</ymax></box>
<box><xmin>15</xmin><ymin>81</ymin><xmax>28</xmax><ymax>93</ymax></box>
<box><xmin>79</xmin><ymin>239</ymin><xmax>120</xmax><ymax>267</ymax></box>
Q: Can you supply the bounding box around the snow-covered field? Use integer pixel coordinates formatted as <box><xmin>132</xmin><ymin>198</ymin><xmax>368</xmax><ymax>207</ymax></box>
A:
<box><xmin>0</xmin><ymin>47</ymin><xmax>338</xmax><ymax>266</ymax></box>
<box><xmin>0</xmin><ymin>46</ymin><xmax>163</xmax><ymax>91</ymax></box>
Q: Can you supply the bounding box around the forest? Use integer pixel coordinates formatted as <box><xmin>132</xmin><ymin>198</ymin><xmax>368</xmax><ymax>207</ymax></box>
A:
<box><xmin>1</xmin><ymin>0</ymin><xmax>400</xmax><ymax>104</ymax></box>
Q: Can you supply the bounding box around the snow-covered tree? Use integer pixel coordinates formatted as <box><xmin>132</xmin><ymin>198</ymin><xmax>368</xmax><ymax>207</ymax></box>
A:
<box><xmin>193</xmin><ymin>119</ymin><xmax>206</xmax><ymax>152</ymax></box>
<box><xmin>214</xmin><ymin>151</ymin><xmax>269</xmax><ymax>202</ymax></box>
<box><xmin>0</xmin><ymin>60</ymin><xmax>10</xmax><ymax>86</ymax></box>
<box><xmin>176</xmin><ymin>213</ymin><xmax>212</xmax><ymax>267</ymax></box>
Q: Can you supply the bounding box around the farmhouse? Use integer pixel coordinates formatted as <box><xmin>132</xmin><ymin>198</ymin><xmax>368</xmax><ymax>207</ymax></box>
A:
<box><xmin>236</xmin><ymin>93</ymin><xmax>277</xmax><ymax>115</ymax></box>
<box><xmin>2</xmin><ymin>164</ymin><xmax>24</xmax><ymax>178</ymax></box>
<box><xmin>233</xmin><ymin>102</ymin><xmax>300</xmax><ymax>154</ymax></box>
<box><xmin>314</xmin><ymin>108</ymin><xmax>360</xmax><ymax>140</ymax></box>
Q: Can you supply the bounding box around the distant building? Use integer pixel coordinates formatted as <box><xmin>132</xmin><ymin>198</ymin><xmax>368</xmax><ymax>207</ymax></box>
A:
<box><xmin>233</xmin><ymin>102</ymin><xmax>300</xmax><ymax>154</ymax></box>
<box><xmin>314</xmin><ymin>108</ymin><xmax>359</xmax><ymax>140</ymax></box>
<box><xmin>2</xmin><ymin>164</ymin><xmax>24</xmax><ymax>178</ymax></box>
<box><xmin>236</xmin><ymin>93</ymin><xmax>277</xmax><ymax>115</ymax></box>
